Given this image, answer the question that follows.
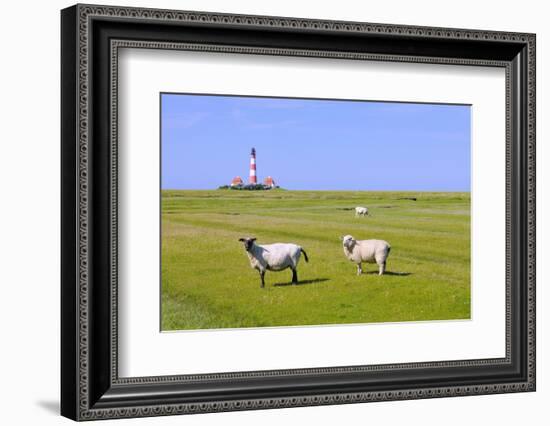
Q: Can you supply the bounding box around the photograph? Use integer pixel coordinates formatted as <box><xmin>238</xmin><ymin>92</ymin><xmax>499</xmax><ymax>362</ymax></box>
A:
<box><xmin>59</xmin><ymin>3</ymin><xmax>536</xmax><ymax>420</ymax></box>
<box><xmin>160</xmin><ymin>93</ymin><xmax>472</xmax><ymax>331</ymax></box>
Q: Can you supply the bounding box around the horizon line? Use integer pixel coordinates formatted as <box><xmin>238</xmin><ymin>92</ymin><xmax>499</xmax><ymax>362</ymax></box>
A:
<box><xmin>161</xmin><ymin>188</ymin><xmax>471</xmax><ymax>193</ymax></box>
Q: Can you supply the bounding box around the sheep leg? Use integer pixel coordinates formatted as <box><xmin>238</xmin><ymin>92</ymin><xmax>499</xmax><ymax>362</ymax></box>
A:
<box><xmin>259</xmin><ymin>270</ymin><xmax>265</xmax><ymax>288</ymax></box>
<box><xmin>291</xmin><ymin>268</ymin><xmax>298</xmax><ymax>285</ymax></box>
<box><xmin>356</xmin><ymin>263</ymin><xmax>362</xmax><ymax>275</ymax></box>
<box><xmin>378</xmin><ymin>262</ymin><xmax>386</xmax><ymax>276</ymax></box>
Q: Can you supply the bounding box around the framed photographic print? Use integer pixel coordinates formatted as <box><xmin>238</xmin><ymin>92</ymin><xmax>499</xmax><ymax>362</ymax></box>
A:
<box><xmin>61</xmin><ymin>4</ymin><xmax>536</xmax><ymax>421</ymax></box>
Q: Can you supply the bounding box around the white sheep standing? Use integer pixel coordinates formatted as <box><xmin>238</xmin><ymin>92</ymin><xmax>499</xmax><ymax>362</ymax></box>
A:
<box><xmin>239</xmin><ymin>237</ymin><xmax>309</xmax><ymax>288</ymax></box>
<box><xmin>341</xmin><ymin>234</ymin><xmax>390</xmax><ymax>276</ymax></box>
<box><xmin>355</xmin><ymin>206</ymin><xmax>369</xmax><ymax>217</ymax></box>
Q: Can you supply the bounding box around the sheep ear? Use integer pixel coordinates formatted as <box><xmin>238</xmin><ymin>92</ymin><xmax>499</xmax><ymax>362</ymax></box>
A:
<box><xmin>238</xmin><ymin>238</ymin><xmax>245</xmax><ymax>242</ymax></box>
<box><xmin>251</xmin><ymin>238</ymin><xmax>257</xmax><ymax>242</ymax></box>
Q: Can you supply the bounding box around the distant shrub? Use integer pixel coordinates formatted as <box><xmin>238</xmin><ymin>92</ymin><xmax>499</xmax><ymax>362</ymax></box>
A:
<box><xmin>218</xmin><ymin>184</ymin><xmax>285</xmax><ymax>191</ymax></box>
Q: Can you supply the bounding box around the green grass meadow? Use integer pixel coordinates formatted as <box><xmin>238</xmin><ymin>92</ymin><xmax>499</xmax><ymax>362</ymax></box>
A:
<box><xmin>161</xmin><ymin>190</ymin><xmax>471</xmax><ymax>330</ymax></box>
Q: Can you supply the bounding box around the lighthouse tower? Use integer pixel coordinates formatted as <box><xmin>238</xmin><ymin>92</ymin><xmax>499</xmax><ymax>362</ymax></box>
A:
<box><xmin>249</xmin><ymin>148</ymin><xmax>257</xmax><ymax>184</ymax></box>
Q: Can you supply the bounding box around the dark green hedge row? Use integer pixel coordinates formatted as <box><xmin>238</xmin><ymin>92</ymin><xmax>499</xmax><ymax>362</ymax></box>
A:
<box><xmin>218</xmin><ymin>184</ymin><xmax>280</xmax><ymax>191</ymax></box>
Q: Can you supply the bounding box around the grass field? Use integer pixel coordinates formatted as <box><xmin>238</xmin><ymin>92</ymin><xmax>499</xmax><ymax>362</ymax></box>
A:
<box><xmin>161</xmin><ymin>190</ymin><xmax>470</xmax><ymax>331</ymax></box>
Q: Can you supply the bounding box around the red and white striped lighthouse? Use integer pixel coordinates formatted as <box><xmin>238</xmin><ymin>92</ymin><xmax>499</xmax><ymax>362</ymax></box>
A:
<box><xmin>249</xmin><ymin>148</ymin><xmax>257</xmax><ymax>184</ymax></box>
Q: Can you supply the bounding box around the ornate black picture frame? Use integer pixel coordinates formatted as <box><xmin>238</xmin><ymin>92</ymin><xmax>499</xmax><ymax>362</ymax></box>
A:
<box><xmin>61</xmin><ymin>4</ymin><xmax>536</xmax><ymax>421</ymax></box>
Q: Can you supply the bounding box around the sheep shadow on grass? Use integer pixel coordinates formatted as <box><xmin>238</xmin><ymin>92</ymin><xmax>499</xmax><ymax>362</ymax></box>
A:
<box><xmin>365</xmin><ymin>271</ymin><xmax>412</xmax><ymax>276</ymax></box>
<box><xmin>273</xmin><ymin>278</ymin><xmax>330</xmax><ymax>287</ymax></box>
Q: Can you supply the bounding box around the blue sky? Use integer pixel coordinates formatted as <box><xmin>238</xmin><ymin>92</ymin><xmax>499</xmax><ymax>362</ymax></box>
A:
<box><xmin>161</xmin><ymin>94</ymin><xmax>471</xmax><ymax>191</ymax></box>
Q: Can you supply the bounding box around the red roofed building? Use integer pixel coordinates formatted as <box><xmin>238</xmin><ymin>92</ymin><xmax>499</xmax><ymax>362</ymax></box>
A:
<box><xmin>231</xmin><ymin>176</ymin><xmax>243</xmax><ymax>187</ymax></box>
<box><xmin>263</xmin><ymin>176</ymin><xmax>276</xmax><ymax>188</ymax></box>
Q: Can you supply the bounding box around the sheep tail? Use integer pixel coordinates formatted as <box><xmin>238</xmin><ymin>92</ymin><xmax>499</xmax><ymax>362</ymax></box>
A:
<box><xmin>301</xmin><ymin>248</ymin><xmax>309</xmax><ymax>263</ymax></box>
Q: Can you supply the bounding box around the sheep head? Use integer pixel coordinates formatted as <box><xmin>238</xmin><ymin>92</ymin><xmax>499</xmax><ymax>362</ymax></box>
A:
<box><xmin>238</xmin><ymin>237</ymin><xmax>257</xmax><ymax>251</ymax></box>
<box><xmin>341</xmin><ymin>235</ymin><xmax>356</xmax><ymax>250</ymax></box>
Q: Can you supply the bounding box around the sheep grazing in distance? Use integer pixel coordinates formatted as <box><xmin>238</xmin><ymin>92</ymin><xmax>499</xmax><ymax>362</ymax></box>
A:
<box><xmin>355</xmin><ymin>206</ymin><xmax>369</xmax><ymax>217</ymax></box>
<box><xmin>238</xmin><ymin>237</ymin><xmax>309</xmax><ymax>288</ymax></box>
<box><xmin>341</xmin><ymin>234</ymin><xmax>391</xmax><ymax>276</ymax></box>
